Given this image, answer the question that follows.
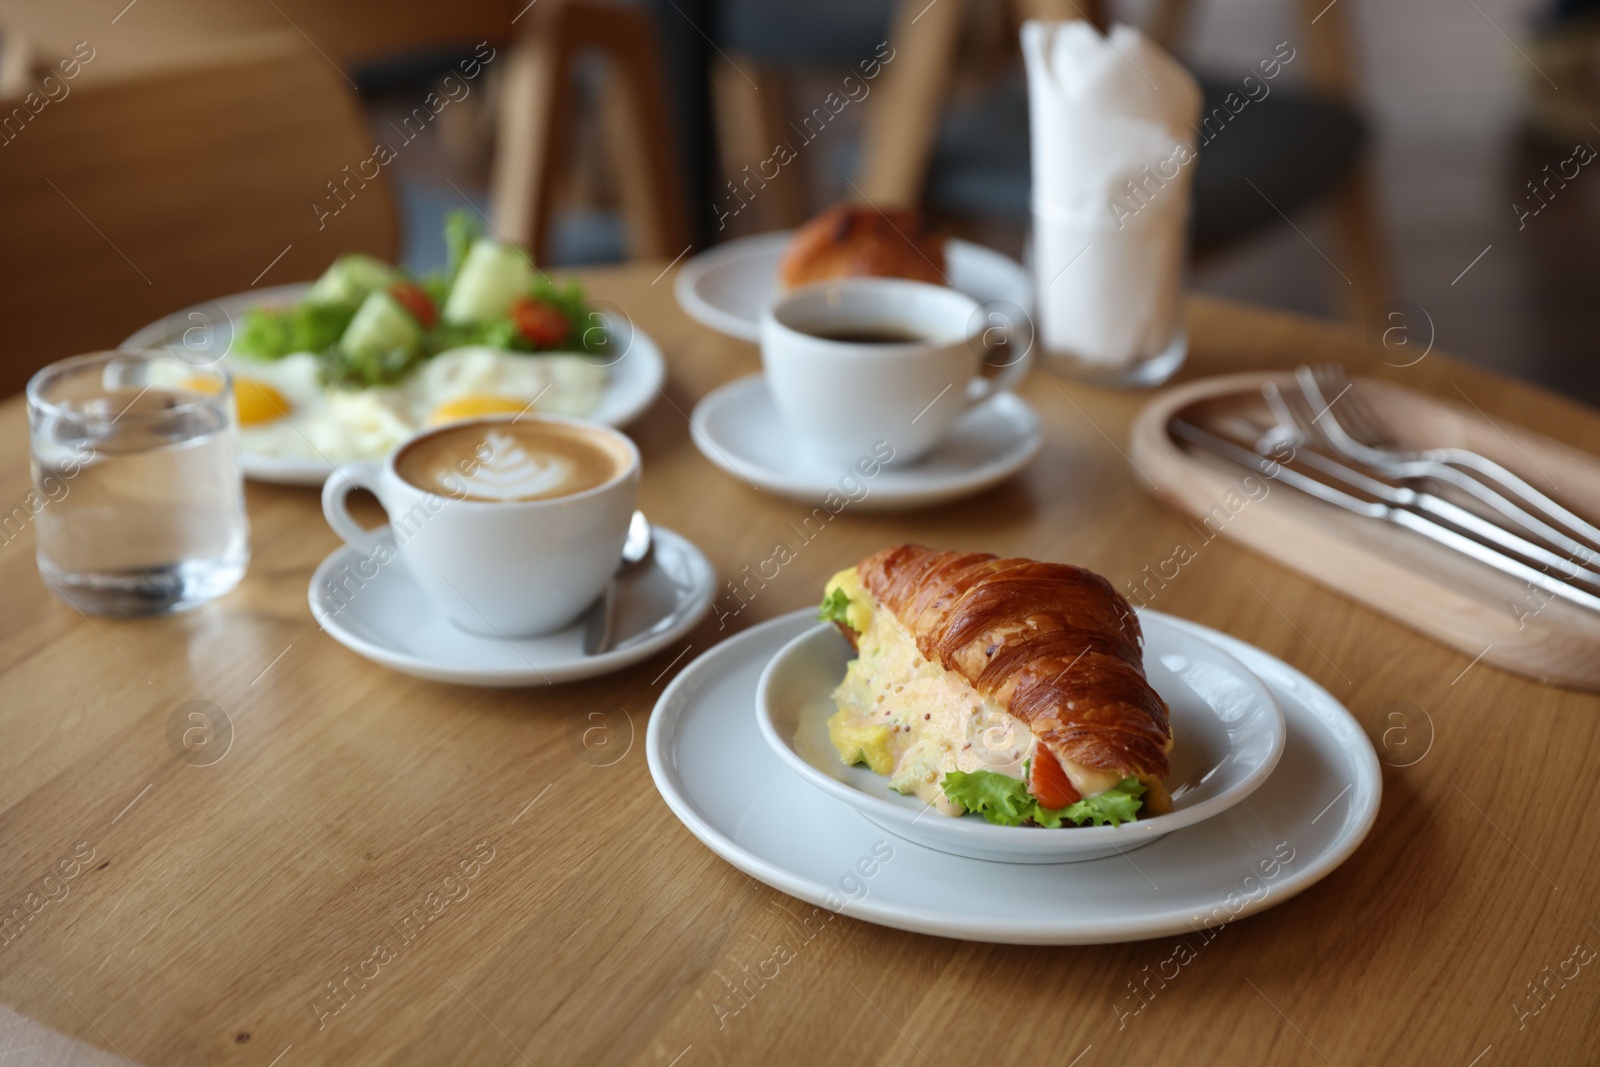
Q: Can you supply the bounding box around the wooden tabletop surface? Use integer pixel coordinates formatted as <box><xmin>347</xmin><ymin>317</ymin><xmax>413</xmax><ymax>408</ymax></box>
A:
<box><xmin>3</xmin><ymin>265</ymin><xmax>1599</xmax><ymax>1066</ymax></box>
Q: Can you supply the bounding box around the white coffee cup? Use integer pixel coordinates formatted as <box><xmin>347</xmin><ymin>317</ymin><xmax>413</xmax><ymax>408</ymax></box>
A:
<box><xmin>760</xmin><ymin>278</ymin><xmax>1032</xmax><ymax>465</ymax></box>
<box><xmin>321</xmin><ymin>415</ymin><xmax>640</xmax><ymax>638</ymax></box>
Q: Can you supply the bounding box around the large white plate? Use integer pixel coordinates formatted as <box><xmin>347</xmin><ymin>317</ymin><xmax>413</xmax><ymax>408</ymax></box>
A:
<box><xmin>646</xmin><ymin>608</ymin><xmax>1381</xmax><ymax>944</ymax></box>
<box><xmin>756</xmin><ymin>617</ymin><xmax>1285</xmax><ymax>864</ymax></box>
<box><xmin>123</xmin><ymin>283</ymin><xmax>665</xmax><ymax>486</ymax></box>
<box><xmin>674</xmin><ymin>231</ymin><xmax>1034</xmax><ymax>343</ymax></box>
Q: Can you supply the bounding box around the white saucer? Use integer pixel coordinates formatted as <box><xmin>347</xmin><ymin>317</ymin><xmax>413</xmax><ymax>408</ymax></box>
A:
<box><xmin>646</xmin><ymin>609</ymin><xmax>1381</xmax><ymax>944</ymax></box>
<box><xmin>674</xmin><ymin>231</ymin><xmax>1034</xmax><ymax>343</ymax></box>
<box><xmin>124</xmin><ymin>283</ymin><xmax>665</xmax><ymax>486</ymax></box>
<box><xmin>308</xmin><ymin>525</ymin><xmax>714</xmax><ymax>686</ymax></box>
<box><xmin>690</xmin><ymin>375</ymin><xmax>1043</xmax><ymax>509</ymax></box>
<box><xmin>756</xmin><ymin>616</ymin><xmax>1285</xmax><ymax>864</ymax></box>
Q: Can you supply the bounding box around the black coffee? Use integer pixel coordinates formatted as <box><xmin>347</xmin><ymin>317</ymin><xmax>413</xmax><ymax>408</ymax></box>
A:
<box><xmin>804</xmin><ymin>324</ymin><xmax>930</xmax><ymax>345</ymax></box>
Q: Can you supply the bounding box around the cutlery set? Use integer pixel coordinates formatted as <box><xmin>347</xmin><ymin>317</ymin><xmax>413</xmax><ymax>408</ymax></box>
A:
<box><xmin>1171</xmin><ymin>364</ymin><xmax>1600</xmax><ymax>618</ymax></box>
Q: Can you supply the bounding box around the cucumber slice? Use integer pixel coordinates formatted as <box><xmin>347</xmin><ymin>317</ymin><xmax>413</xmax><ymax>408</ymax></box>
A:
<box><xmin>340</xmin><ymin>291</ymin><xmax>423</xmax><ymax>358</ymax></box>
<box><xmin>443</xmin><ymin>239</ymin><xmax>535</xmax><ymax>324</ymax></box>
<box><xmin>308</xmin><ymin>254</ymin><xmax>398</xmax><ymax>306</ymax></box>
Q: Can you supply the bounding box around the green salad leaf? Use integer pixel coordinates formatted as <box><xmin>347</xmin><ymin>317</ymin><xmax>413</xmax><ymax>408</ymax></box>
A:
<box><xmin>941</xmin><ymin>770</ymin><xmax>1146</xmax><ymax>829</ymax></box>
<box><xmin>941</xmin><ymin>770</ymin><xmax>1036</xmax><ymax>826</ymax></box>
<box><xmin>317</xmin><ymin>343</ymin><xmax>424</xmax><ymax>389</ymax></box>
<box><xmin>428</xmin><ymin>316</ymin><xmax>524</xmax><ymax>354</ymax></box>
<box><xmin>233</xmin><ymin>302</ymin><xmax>356</xmax><ymax>360</ymax></box>
<box><xmin>240</xmin><ymin>212</ymin><xmax>604</xmax><ymax>385</ymax></box>
<box><xmin>818</xmin><ymin>588</ymin><xmax>853</xmax><ymax>627</ymax></box>
<box><xmin>1042</xmin><ymin>777</ymin><xmax>1147</xmax><ymax>828</ymax></box>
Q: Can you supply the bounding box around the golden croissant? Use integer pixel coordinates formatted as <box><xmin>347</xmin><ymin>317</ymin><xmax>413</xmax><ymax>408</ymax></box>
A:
<box><xmin>820</xmin><ymin>545</ymin><xmax>1172</xmax><ymax>826</ymax></box>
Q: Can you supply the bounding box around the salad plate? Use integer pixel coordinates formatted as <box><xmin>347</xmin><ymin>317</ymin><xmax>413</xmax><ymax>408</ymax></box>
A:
<box><xmin>646</xmin><ymin>609</ymin><xmax>1382</xmax><ymax>945</ymax></box>
<box><xmin>124</xmin><ymin>221</ymin><xmax>665</xmax><ymax>487</ymax></box>
<box><xmin>756</xmin><ymin>615</ymin><xmax>1285</xmax><ymax>864</ymax></box>
<box><xmin>125</xmin><ymin>287</ymin><xmax>663</xmax><ymax>486</ymax></box>
<box><xmin>674</xmin><ymin>231</ymin><xmax>1033</xmax><ymax>343</ymax></box>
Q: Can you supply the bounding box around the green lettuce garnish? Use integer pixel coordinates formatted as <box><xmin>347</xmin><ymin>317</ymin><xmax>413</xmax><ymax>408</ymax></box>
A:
<box><xmin>942</xmin><ymin>770</ymin><xmax>1146</xmax><ymax>828</ymax></box>
<box><xmin>941</xmin><ymin>769</ymin><xmax>1036</xmax><ymax>826</ymax></box>
<box><xmin>819</xmin><ymin>588</ymin><xmax>853</xmax><ymax>627</ymax></box>
<box><xmin>234</xmin><ymin>301</ymin><xmax>356</xmax><ymax>360</ymax></box>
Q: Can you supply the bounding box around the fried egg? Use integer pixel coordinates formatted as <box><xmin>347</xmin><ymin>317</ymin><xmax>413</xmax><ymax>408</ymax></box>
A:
<box><xmin>219</xmin><ymin>346</ymin><xmax>609</xmax><ymax>463</ymax></box>
<box><xmin>409</xmin><ymin>347</ymin><xmax>607</xmax><ymax>425</ymax></box>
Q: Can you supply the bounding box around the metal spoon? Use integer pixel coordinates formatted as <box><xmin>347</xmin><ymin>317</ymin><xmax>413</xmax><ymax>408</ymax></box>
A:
<box><xmin>582</xmin><ymin>510</ymin><xmax>653</xmax><ymax>655</ymax></box>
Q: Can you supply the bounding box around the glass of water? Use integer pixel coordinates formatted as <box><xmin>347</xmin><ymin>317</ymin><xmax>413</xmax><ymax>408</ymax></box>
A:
<box><xmin>27</xmin><ymin>350</ymin><xmax>250</xmax><ymax>615</ymax></box>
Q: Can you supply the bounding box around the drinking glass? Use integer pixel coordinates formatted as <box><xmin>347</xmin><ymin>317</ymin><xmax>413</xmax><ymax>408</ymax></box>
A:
<box><xmin>26</xmin><ymin>350</ymin><xmax>250</xmax><ymax>615</ymax></box>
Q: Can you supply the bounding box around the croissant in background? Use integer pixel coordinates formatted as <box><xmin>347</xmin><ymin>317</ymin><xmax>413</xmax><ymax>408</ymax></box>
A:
<box><xmin>820</xmin><ymin>545</ymin><xmax>1172</xmax><ymax>826</ymax></box>
<box><xmin>778</xmin><ymin>204</ymin><xmax>947</xmax><ymax>290</ymax></box>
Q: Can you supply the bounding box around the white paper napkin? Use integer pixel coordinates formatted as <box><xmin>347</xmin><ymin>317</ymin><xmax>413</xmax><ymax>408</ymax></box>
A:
<box><xmin>1024</xmin><ymin>20</ymin><xmax>1202</xmax><ymax>369</ymax></box>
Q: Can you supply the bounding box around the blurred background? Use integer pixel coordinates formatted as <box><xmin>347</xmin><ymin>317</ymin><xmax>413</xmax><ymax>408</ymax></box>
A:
<box><xmin>2</xmin><ymin>0</ymin><xmax>1595</xmax><ymax>400</ymax></box>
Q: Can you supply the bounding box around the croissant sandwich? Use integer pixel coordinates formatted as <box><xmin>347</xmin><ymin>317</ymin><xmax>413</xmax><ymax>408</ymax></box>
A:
<box><xmin>819</xmin><ymin>545</ymin><xmax>1172</xmax><ymax>827</ymax></box>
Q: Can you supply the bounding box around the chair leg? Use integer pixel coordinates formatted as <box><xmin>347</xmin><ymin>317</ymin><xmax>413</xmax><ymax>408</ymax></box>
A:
<box><xmin>594</xmin><ymin>12</ymin><xmax>692</xmax><ymax>258</ymax></box>
<box><xmin>489</xmin><ymin>12</ymin><xmax>571</xmax><ymax>258</ymax></box>
<box><xmin>1145</xmin><ymin>0</ymin><xmax>1193</xmax><ymax>53</ymax></box>
<box><xmin>854</xmin><ymin>0</ymin><xmax>969</xmax><ymax>207</ymax></box>
<box><xmin>491</xmin><ymin>0</ymin><xmax>689</xmax><ymax>262</ymax></box>
<box><xmin>1328</xmin><ymin>164</ymin><xmax>1394</xmax><ymax>326</ymax></box>
<box><xmin>710</xmin><ymin>58</ymin><xmax>806</xmax><ymax>236</ymax></box>
<box><xmin>1295</xmin><ymin>0</ymin><xmax>1392</xmax><ymax>322</ymax></box>
<box><xmin>1011</xmin><ymin>0</ymin><xmax>1106</xmax><ymax>29</ymax></box>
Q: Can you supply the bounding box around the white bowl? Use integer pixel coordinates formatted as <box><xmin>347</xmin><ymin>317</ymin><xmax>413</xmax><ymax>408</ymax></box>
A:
<box><xmin>755</xmin><ymin>611</ymin><xmax>1286</xmax><ymax>864</ymax></box>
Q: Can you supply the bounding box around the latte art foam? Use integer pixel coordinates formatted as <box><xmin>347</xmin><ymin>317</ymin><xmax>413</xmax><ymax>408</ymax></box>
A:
<box><xmin>458</xmin><ymin>430</ymin><xmax>577</xmax><ymax>501</ymax></box>
<box><xmin>395</xmin><ymin>419</ymin><xmax>629</xmax><ymax>503</ymax></box>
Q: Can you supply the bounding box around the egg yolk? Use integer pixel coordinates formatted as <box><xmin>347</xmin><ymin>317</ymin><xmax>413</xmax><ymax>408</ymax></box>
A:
<box><xmin>183</xmin><ymin>375</ymin><xmax>289</xmax><ymax>426</ymax></box>
<box><xmin>429</xmin><ymin>394</ymin><xmax>530</xmax><ymax>426</ymax></box>
<box><xmin>235</xmin><ymin>380</ymin><xmax>292</xmax><ymax>426</ymax></box>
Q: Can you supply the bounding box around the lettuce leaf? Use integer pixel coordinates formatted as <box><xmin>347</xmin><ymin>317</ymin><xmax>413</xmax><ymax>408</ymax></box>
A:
<box><xmin>818</xmin><ymin>587</ymin><xmax>853</xmax><ymax>627</ymax></box>
<box><xmin>941</xmin><ymin>770</ymin><xmax>1035</xmax><ymax>826</ymax></box>
<box><xmin>1041</xmin><ymin>776</ymin><xmax>1147</xmax><ymax>828</ymax></box>
<box><xmin>234</xmin><ymin>302</ymin><xmax>355</xmax><ymax>360</ymax></box>
<box><xmin>941</xmin><ymin>770</ymin><xmax>1146</xmax><ymax>829</ymax></box>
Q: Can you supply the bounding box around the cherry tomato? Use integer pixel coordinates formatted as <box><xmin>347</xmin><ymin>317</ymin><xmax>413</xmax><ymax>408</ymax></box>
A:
<box><xmin>388</xmin><ymin>282</ymin><xmax>437</xmax><ymax>328</ymax></box>
<box><xmin>1029</xmin><ymin>748</ymin><xmax>1081</xmax><ymax>809</ymax></box>
<box><xmin>511</xmin><ymin>297</ymin><xmax>569</xmax><ymax>348</ymax></box>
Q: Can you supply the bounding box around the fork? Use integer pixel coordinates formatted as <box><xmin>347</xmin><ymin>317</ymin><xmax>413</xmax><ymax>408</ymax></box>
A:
<box><xmin>1171</xmin><ymin>418</ymin><xmax>1600</xmax><ymax>615</ymax></box>
<box><xmin>1297</xmin><ymin>363</ymin><xmax>1600</xmax><ymax>564</ymax></box>
<box><xmin>1263</xmin><ymin>383</ymin><xmax>1600</xmax><ymax>589</ymax></box>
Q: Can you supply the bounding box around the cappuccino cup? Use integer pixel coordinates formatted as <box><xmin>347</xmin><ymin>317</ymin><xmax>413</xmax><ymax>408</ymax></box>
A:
<box><xmin>760</xmin><ymin>278</ymin><xmax>1032</xmax><ymax>465</ymax></box>
<box><xmin>321</xmin><ymin>415</ymin><xmax>640</xmax><ymax>637</ymax></box>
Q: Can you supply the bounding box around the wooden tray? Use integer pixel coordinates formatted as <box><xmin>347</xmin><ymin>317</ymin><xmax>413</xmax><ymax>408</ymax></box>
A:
<box><xmin>1129</xmin><ymin>371</ymin><xmax>1600</xmax><ymax>690</ymax></box>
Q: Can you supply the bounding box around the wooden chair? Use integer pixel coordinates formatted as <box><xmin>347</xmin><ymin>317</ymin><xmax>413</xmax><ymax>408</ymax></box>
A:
<box><xmin>0</xmin><ymin>31</ymin><xmax>397</xmax><ymax>397</ymax></box>
<box><xmin>489</xmin><ymin>0</ymin><xmax>691</xmax><ymax>263</ymax></box>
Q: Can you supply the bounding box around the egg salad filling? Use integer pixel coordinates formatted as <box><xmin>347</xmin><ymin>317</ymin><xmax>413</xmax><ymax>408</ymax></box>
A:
<box><xmin>820</xmin><ymin>568</ymin><xmax>1148</xmax><ymax>828</ymax></box>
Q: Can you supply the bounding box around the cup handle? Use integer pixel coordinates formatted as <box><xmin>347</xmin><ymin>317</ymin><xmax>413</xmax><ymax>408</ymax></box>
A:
<box><xmin>322</xmin><ymin>462</ymin><xmax>387</xmax><ymax>555</ymax></box>
<box><xmin>965</xmin><ymin>312</ymin><xmax>1034</xmax><ymax>406</ymax></box>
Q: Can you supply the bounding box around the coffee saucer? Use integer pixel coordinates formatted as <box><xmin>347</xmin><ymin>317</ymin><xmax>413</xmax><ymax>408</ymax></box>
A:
<box><xmin>689</xmin><ymin>374</ymin><xmax>1043</xmax><ymax>510</ymax></box>
<box><xmin>308</xmin><ymin>526</ymin><xmax>715</xmax><ymax>686</ymax></box>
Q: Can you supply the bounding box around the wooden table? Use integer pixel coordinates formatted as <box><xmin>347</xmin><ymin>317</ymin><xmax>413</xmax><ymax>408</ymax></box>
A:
<box><xmin>3</xmin><ymin>267</ymin><xmax>1598</xmax><ymax>1066</ymax></box>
